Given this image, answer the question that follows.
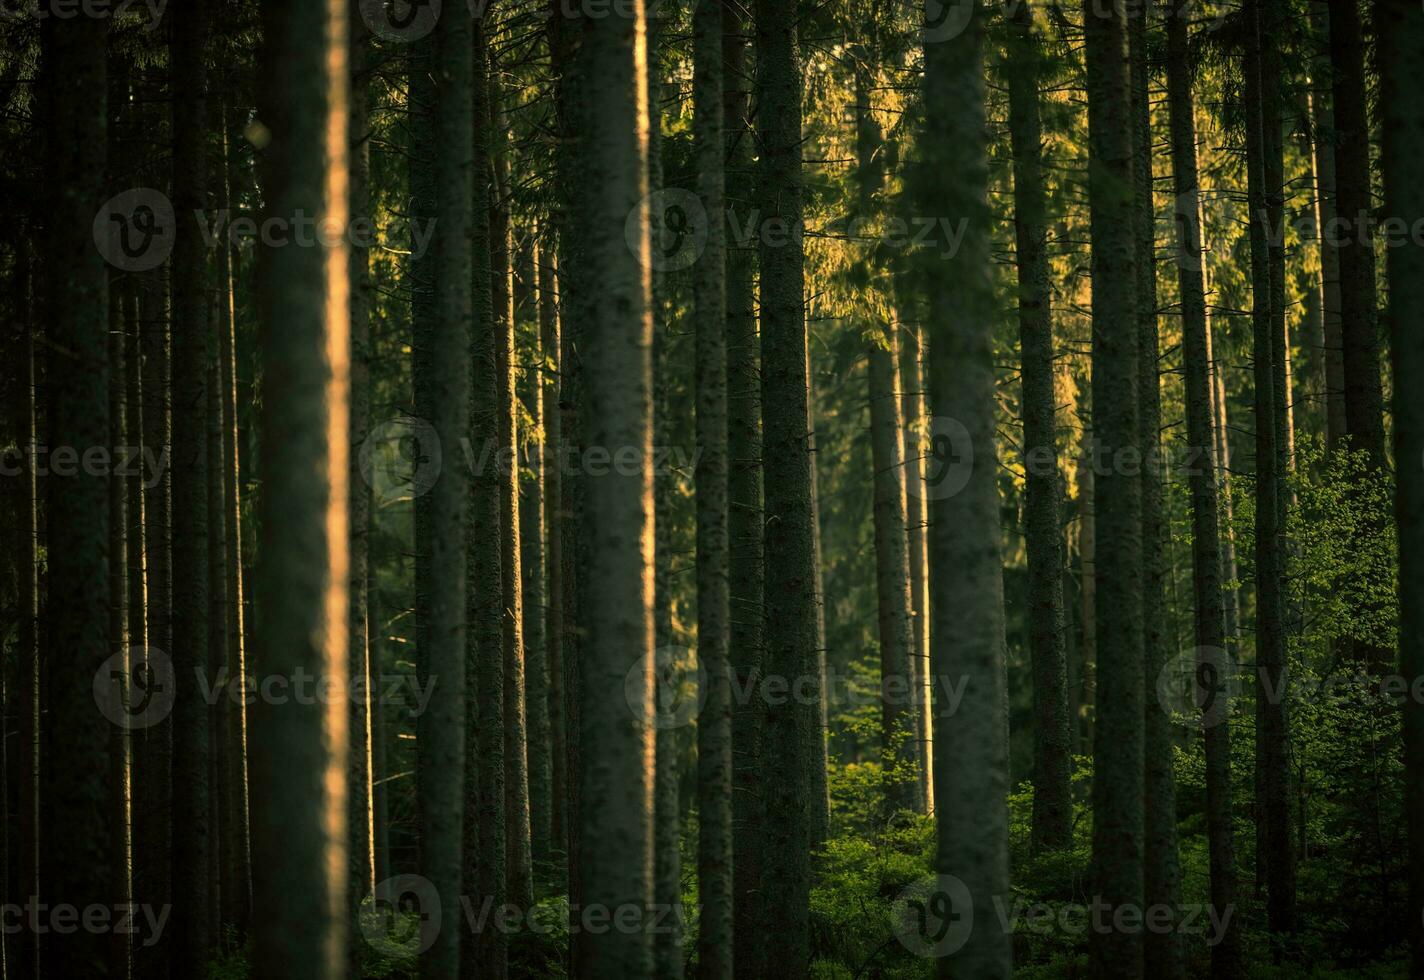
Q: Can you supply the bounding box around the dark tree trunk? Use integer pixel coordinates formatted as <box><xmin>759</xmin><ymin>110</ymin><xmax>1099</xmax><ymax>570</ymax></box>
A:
<box><xmin>724</xmin><ymin>5</ymin><xmax>766</xmax><ymax>971</ymax></box>
<box><xmin>917</xmin><ymin>1</ymin><xmax>1013</xmax><ymax>974</ymax></box>
<box><xmin>249</xmin><ymin>2</ymin><xmax>354</xmax><ymax>975</ymax></box>
<box><xmin>1376</xmin><ymin>3</ymin><xmax>1424</xmax><ymax>974</ymax></box>
<box><xmin>756</xmin><ymin>0</ymin><xmax>817</xmax><ymax>964</ymax></box>
<box><xmin>1164</xmin><ymin>4</ymin><xmax>1241</xmax><ymax>973</ymax></box>
<box><xmin>1082</xmin><ymin>0</ymin><xmax>1146</xmax><ymax>971</ymax></box>
<box><xmin>170</xmin><ymin>0</ymin><xmax>213</xmax><ymax>967</ymax></box>
<box><xmin>567</xmin><ymin>0</ymin><xmax>657</xmax><ymax>972</ymax></box>
<box><xmin>1005</xmin><ymin>0</ymin><xmax>1072</xmax><ymax>852</ymax></box>
<box><xmin>43</xmin><ymin>11</ymin><xmax>113</xmax><ymax>977</ymax></box>
<box><xmin>694</xmin><ymin>0</ymin><xmax>732</xmax><ymax>975</ymax></box>
<box><xmin>1327</xmin><ymin>0</ymin><xmax>1385</xmax><ymax>466</ymax></box>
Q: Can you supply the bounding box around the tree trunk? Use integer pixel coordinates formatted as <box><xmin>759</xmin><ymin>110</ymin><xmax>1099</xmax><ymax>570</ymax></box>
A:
<box><xmin>410</xmin><ymin>7</ymin><xmax>475</xmax><ymax>977</ymax></box>
<box><xmin>1129</xmin><ymin>6</ymin><xmax>1183</xmax><ymax>976</ymax></box>
<box><xmin>899</xmin><ymin>326</ymin><xmax>933</xmax><ymax>811</ymax></box>
<box><xmin>249</xmin><ymin>2</ymin><xmax>354</xmax><ymax>975</ymax></box>
<box><xmin>755</xmin><ymin>0</ymin><xmax>816</xmax><ymax>963</ymax></box>
<box><xmin>217</xmin><ymin>102</ymin><xmax>252</xmax><ymax>939</ymax></box>
<box><xmin>1376</xmin><ymin>4</ymin><xmax>1424</xmax><ymax>974</ymax></box>
<box><xmin>1327</xmin><ymin>0</ymin><xmax>1385</xmax><ymax>466</ymax></box>
<box><xmin>1307</xmin><ymin>1</ymin><xmax>1346</xmax><ymax>452</ymax></box>
<box><xmin>1005</xmin><ymin>0</ymin><xmax>1072</xmax><ymax>851</ymax></box>
<box><xmin>170</xmin><ymin>0</ymin><xmax>213</xmax><ymax>966</ymax></box>
<box><xmin>521</xmin><ymin>236</ymin><xmax>552</xmax><ymax>880</ymax></box>
<box><xmin>15</xmin><ymin>256</ymin><xmax>39</xmax><ymax>980</ymax></box>
<box><xmin>347</xmin><ymin>3</ymin><xmax>374</xmax><ymax>967</ymax></box>
<box><xmin>537</xmin><ymin>227</ymin><xmax>567</xmax><ymax>874</ymax></box>
<box><xmin>463</xmin><ymin>15</ymin><xmax>504</xmax><ymax>980</ymax></box>
<box><xmin>868</xmin><ymin>328</ymin><xmax>917</xmax><ymax>815</ymax></box>
<box><xmin>568</xmin><ymin>0</ymin><xmax>657</xmax><ymax>972</ymax></box>
<box><xmin>1165</xmin><ymin>4</ymin><xmax>1242</xmax><ymax>973</ymax></box>
<box><xmin>724</xmin><ymin>5</ymin><xmax>766</xmax><ymax>971</ymax></box>
<box><xmin>1244</xmin><ymin>0</ymin><xmax>1296</xmax><ymax>938</ymax></box>
<box><xmin>490</xmin><ymin>74</ymin><xmax>534</xmax><ymax>917</ymax></box>
<box><xmin>918</xmin><ymin>2</ymin><xmax>1012</xmax><ymax>974</ymax></box>
<box><xmin>43</xmin><ymin>17</ymin><xmax>112</xmax><ymax>975</ymax></box>
<box><xmin>108</xmin><ymin>280</ymin><xmax>132</xmax><ymax>980</ymax></box>
<box><xmin>1083</xmin><ymin>0</ymin><xmax>1146</xmax><ymax>970</ymax></box>
<box><xmin>1077</xmin><ymin>432</ymin><xmax>1097</xmax><ymax>753</ymax></box>
<box><xmin>694</xmin><ymin>0</ymin><xmax>733</xmax><ymax>973</ymax></box>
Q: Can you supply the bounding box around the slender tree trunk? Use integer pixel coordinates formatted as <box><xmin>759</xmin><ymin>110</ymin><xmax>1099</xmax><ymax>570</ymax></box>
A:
<box><xmin>868</xmin><ymin>328</ymin><xmax>917</xmax><ymax>815</ymax></box>
<box><xmin>218</xmin><ymin>108</ymin><xmax>252</xmax><ymax>939</ymax></box>
<box><xmin>568</xmin><ymin>0</ymin><xmax>656</xmax><ymax>972</ymax></box>
<box><xmin>108</xmin><ymin>281</ymin><xmax>133</xmax><ymax>980</ymax></box>
<box><xmin>1211</xmin><ymin>354</ymin><xmax>1242</xmax><ymax>646</ymax></box>
<box><xmin>410</xmin><ymin>7</ymin><xmax>474</xmax><ymax>977</ymax></box>
<box><xmin>1376</xmin><ymin>4</ymin><xmax>1424</xmax><ymax>974</ymax></box>
<box><xmin>206</xmin><ymin>342</ymin><xmax>229</xmax><ymax>941</ymax></box>
<box><xmin>249</xmin><ymin>2</ymin><xmax>353</xmax><ymax>975</ymax></box>
<box><xmin>138</xmin><ymin>260</ymin><xmax>172</xmax><ymax>980</ymax></box>
<box><xmin>1165</xmin><ymin>5</ymin><xmax>1241</xmax><ymax>973</ymax></box>
<box><xmin>918</xmin><ymin>2</ymin><xmax>1013</xmax><ymax>975</ymax></box>
<box><xmin>15</xmin><ymin>257</ymin><xmax>39</xmax><ymax>980</ymax></box>
<box><xmin>1327</xmin><ymin>0</ymin><xmax>1385</xmax><ymax>466</ymax></box>
<box><xmin>43</xmin><ymin>12</ymin><xmax>113</xmax><ymax>977</ymax></box>
<box><xmin>537</xmin><ymin>227</ymin><xmax>566</xmax><ymax>873</ymax></box>
<box><xmin>1082</xmin><ymin>0</ymin><xmax>1146</xmax><ymax>970</ymax></box>
<box><xmin>1077</xmin><ymin>433</ymin><xmax>1097</xmax><ymax>753</ymax></box>
<box><xmin>490</xmin><ymin>75</ymin><xmax>534</xmax><ymax>916</ymax></box>
<box><xmin>170</xmin><ymin>0</ymin><xmax>213</xmax><ymax>966</ymax></box>
<box><xmin>649</xmin><ymin>10</ymin><xmax>683</xmax><ymax>973</ymax></box>
<box><xmin>1005</xmin><ymin>0</ymin><xmax>1072</xmax><ymax>851</ymax></box>
<box><xmin>1307</xmin><ymin>1</ymin><xmax>1346</xmax><ymax>452</ymax></box>
<box><xmin>724</xmin><ymin>6</ymin><xmax>765</xmax><ymax>971</ymax></box>
<box><xmin>1128</xmin><ymin>7</ymin><xmax>1183</xmax><ymax>976</ymax></box>
<box><xmin>755</xmin><ymin>0</ymin><xmax>816</xmax><ymax>963</ymax></box>
<box><xmin>1244</xmin><ymin>0</ymin><xmax>1296</xmax><ymax>938</ymax></box>
<box><xmin>347</xmin><ymin>3</ymin><xmax>374</xmax><ymax>967</ymax></box>
<box><xmin>464</xmin><ymin>17</ymin><xmax>506</xmax><ymax>979</ymax></box>
<box><xmin>899</xmin><ymin>326</ymin><xmax>933</xmax><ymax>811</ymax></box>
<box><xmin>807</xmin><ymin>358</ymin><xmax>832</xmax><ymax>850</ymax></box>
<box><xmin>694</xmin><ymin>0</ymin><xmax>732</xmax><ymax>972</ymax></box>
<box><xmin>521</xmin><ymin>239</ymin><xmax>552</xmax><ymax>880</ymax></box>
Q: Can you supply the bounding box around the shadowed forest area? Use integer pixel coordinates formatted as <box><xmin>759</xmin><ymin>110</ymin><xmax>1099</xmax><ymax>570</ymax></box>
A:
<box><xmin>0</xmin><ymin>0</ymin><xmax>1422</xmax><ymax>976</ymax></box>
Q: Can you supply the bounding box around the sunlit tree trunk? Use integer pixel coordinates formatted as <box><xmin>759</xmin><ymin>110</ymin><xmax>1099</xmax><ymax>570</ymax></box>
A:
<box><xmin>917</xmin><ymin>1</ymin><xmax>1012</xmax><ymax>974</ymax></box>
<box><xmin>1005</xmin><ymin>0</ymin><xmax>1072</xmax><ymax>852</ymax></box>
<box><xmin>1165</xmin><ymin>5</ymin><xmax>1241</xmax><ymax>974</ymax></box>
<box><xmin>898</xmin><ymin>325</ymin><xmax>932</xmax><ymax>810</ymax></box>
<box><xmin>108</xmin><ymin>280</ymin><xmax>132</xmax><ymax>980</ymax></box>
<box><xmin>1376</xmin><ymin>4</ymin><xmax>1424</xmax><ymax>974</ymax></box>
<box><xmin>1307</xmin><ymin>1</ymin><xmax>1346</xmax><ymax>451</ymax></box>
<box><xmin>567</xmin><ymin>0</ymin><xmax>656</xmax><ymax>972</ymax></box>
<box><xmin>490</xmin><ymin>72</ymin><xmax>534</xmax><ymax>918</ymax></box>
<box><xmin>1082</xmin><ymin>0</ymin><xmax>1146</xmax><ymax>970</ymax></box>
<box><xmin>868</xmin><ymin>327</ymin><xmax>917</xmax><ymax>815</ymax></box>
<box><xmin>249</xmin><ymin>3</ymin><xmax>353</xmax><ymax>976</ymax></box>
